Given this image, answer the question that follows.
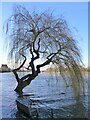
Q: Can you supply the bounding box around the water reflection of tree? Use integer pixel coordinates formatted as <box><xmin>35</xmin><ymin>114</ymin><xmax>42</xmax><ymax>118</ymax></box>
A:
<box><xmin>69</xmin><ymin>99</ymin><xmax>87</xmax><ymax>118</ymax></box>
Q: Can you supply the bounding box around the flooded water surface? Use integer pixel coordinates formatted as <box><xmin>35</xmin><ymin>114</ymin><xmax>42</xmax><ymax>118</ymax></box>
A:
<box><xmin>0</xmin><ymin>72</ymin><xmax>88</xmax><ymax>119</ymax></box>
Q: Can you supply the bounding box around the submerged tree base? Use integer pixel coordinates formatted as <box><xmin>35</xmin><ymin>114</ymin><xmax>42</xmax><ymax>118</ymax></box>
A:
<box><xmin>14</xmin><ymin>86</ymin><xmax>23</xmax><ymax>95</ymax></box>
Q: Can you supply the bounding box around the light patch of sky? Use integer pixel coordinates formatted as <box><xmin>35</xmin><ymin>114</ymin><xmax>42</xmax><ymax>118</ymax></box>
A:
<box><xmin>0</xmin><ymin>2</ymin><xmax>88</xmax><ymax>68</ymax></box>
<box><xmin>1</xmin><ymin>0</ymin><xmax>89</xmax><ymax>2</ymax></box>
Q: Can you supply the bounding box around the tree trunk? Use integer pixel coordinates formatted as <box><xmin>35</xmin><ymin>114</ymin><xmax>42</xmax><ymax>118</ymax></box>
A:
<box><xmin>14</xmin><ymin>70</ymin><xmax>40</xmax><ymax>95</ymax></box>
<box><xmin>14</xmin><ymin>77</ymin><xmax>32</xmax><ymax>95</ymax></box>
<box><xmin>14</xmin><ymin>82</ymin><xmax>23</xmax><ymax>95</ymax></box>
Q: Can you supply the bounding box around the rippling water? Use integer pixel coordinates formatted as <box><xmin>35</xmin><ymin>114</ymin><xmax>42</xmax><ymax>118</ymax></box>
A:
<box><xmin>0</xmin><ymin>72</ymin><xmax>88</xmax><ymax>118</ymax></box>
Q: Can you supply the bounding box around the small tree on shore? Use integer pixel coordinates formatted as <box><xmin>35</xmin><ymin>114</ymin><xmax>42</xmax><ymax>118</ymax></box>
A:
<box><xmin>5</xmin><ymin>5</ymin><xmax>84</xmax><ymax>95</ymax></box>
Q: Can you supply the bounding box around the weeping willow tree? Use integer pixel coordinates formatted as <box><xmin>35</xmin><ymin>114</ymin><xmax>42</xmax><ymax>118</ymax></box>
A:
<box><xmin>5</xmin><ymin>5</ymin><xmax>84</xmax><ymax>95</ymax></box>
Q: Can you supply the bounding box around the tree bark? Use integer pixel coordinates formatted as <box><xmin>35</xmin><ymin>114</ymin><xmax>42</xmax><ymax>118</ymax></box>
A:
<box><xmin>14</xmin><ymin>79</ymin><xmax>32</xmax><ymax>95</ymax></box>
<box><xmin>14</xmin><ymin>71</ymin><xmax>39</xmax><ymax>95</ymax></box>
<box><xmin>14</xmin><ymin>83</ymin><xmax>23</xmax><ymax>95</ymax></box>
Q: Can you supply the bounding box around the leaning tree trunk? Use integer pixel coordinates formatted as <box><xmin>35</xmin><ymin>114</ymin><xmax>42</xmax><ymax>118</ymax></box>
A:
<box><xmin>14</xmin><ymin>82</ymin><xmax>23</xmax><ymax>95</ymax></box>
<box><xmin>14</xmin><ymin>70</ymin><xmax>39</xmax><ymax>95</ymax></box>
<box><xmin>14</xmin><ymin>78</ymin><xmax>32</xmax><ymax>95</ymax></box>
<box><xmin>12</xmin><ymin>51</ymin><xmax>51</xmax><ymax>95</ymax></box>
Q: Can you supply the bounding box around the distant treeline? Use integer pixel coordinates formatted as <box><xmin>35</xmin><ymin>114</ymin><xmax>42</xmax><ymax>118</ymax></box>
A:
<box><xmin>45</xmin><ymin>67</ymin><xmax>90</xmax><ymax>73</ymax></box>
